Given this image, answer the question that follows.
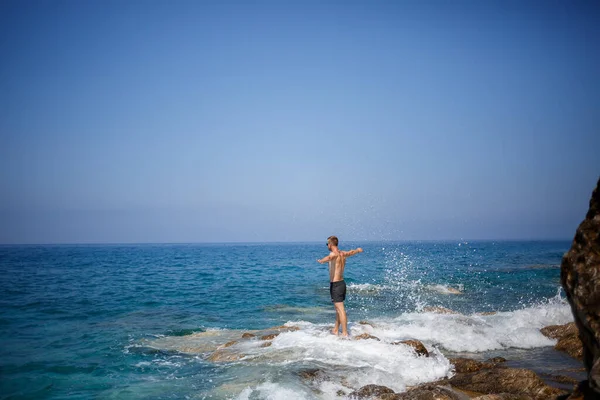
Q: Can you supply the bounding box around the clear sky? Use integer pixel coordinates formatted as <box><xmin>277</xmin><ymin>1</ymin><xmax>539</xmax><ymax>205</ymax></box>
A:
<box><xmin>1</xmin><ymin>0</ymin><xmax>599</xmax><ymax>244</ymax></box>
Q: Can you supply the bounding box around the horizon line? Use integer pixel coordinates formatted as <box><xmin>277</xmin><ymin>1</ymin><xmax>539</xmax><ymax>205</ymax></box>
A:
<box><xmin>0</xmin><ymin>238</ymin><xmax>573</xmax><ymax>246</ymax></box>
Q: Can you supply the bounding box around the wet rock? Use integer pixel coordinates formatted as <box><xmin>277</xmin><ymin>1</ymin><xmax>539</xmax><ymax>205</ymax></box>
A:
<box><xmin>478</xmin><ymin>312</ymin><xmax>498</xmax><ymax>316</ymax></box>
<box><xmin>540</xmin><ymin>373</ymin><xmax>579</xmax><ymax>385</ymax></box>
<box><xmin>241</xmin><ymin>332</ymin><xmax>255</xmax><ymax>338</ymax></box>
<box><xmin>450</xmin><ymin>357</ymin><xmax>506</xmax><ymax>373</ymax></box>
<box><xmin>392</xmin><ymin>340</ymin><xmax>429</xmax><ymax>357</ymax></box>
<box><xmin>219</xmin><ymin>340</ymin><xmax>237</xmax><ymax>349</ymax></box>
<box><xmin>561</xmin><ymin>178</ymin><xmax>600</xmax><ymax>397</ymax></box>
<box><xmin>423</xmin><ymin>306</ymin><xmax>458</xmax><ymax>314</ymax></box>
<box><xmin>267</xmin><ymin>325</ymin><xmax>300</xmax><ymax>332</ymax></box>
<box><xmin>349</xmin><ymin>384</ymin><xmax>395</xmax><ymax>399</ymax></box>
<box><xmin>472</xmin><ymin>395</ymin><xmax>533</xmax><ymax>400</ymax></box>
<box><xmin>448</xmin><ymin>367</ymin><xmax>566</xmax><ymax>400</ymax></box>
<box><xmin>354</xmin><ymin>333</ymin><xmax>381</xmax><ymax>341</ymax></box>
<box><xmin>359</xmin><ymin>321</ymin><xmax>376</xmax><ymax>327</ymax></box>
<box><xmin>540</xmin><ymin>322</ymin><xmax>583</xmax><ymax>360</ymax></box>
<box><xmin>395</xmin><ymin>384</ymin><xmax>470</xmax><ymax>400</ymax></box>
<box><xmin>260</xmin><ymin>341</ymin><xmax>272</xmax><ymax>348</ymax></box>
<box><xmin>541</xmin><ymin>322</ymin><xmax>579</xmax><ymax>339</ymax></box>
<box><xmin>260</xmin><ymin>333</ymin><xmax>280</xmax><ymax>340</ymax></box>
<box><xmin>337</xmin><ymin>389</ymin><xmax>347</xmax><ymax>396</ymax></box>
<box><xmin>207</xmin><ymin>350</ymin><xmax>242</xmax><ymax>362</ymax></box>
<box><xmin>297</xmin><ymin>368</ymin><xmax>330</xmax><ymax>382</ymax></box>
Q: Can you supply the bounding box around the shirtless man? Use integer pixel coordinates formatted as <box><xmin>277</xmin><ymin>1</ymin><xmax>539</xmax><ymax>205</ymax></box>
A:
<box><xmin>317</xmin><ymin>236</ymin><xmax>363</xmax><ymax>337</ymax></box>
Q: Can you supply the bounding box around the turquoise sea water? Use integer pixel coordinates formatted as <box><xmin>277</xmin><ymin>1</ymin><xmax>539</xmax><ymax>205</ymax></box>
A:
<box><xmin>0</xmin><ymin>241</ymin><xmax>576</xmax><ymax>399</ymax></box>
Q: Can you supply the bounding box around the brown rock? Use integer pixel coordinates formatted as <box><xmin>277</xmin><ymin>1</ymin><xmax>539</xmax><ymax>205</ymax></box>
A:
<box><xmin>349</xmin><ymin>384</ymin><xmax>395</xmax><ymax>399</ymax></box>
<box><xmin>472</xmin><ymin>395</ymin><xmax>533</xmax><ymax>400</ymax></box>
<box><xmin>241</xmin><ymin>332</ymin><xmax>255</xmax><ymax>338</ymax></box>
<box><xmin>395</xmin><ymin>384</ymin><xmax>470</xmax><ymax>400</ymax></box>
<box><xmin>392</xmin><ymin>340</ymin><xmax>429</xmax><ymax>357</ymax></box>
<box><xmin>423</xmin><ymin>306</ymin><xmax>458</xmax><ymax>314</ymax></box>
<box><xmin>479</xmin><ymin>312</ymin><xmax>498</xmax><ymax>316</ymax></box>
<box><xmin>359</xmin><ymin>321</ymin><xmax>376</xmax><ymax>327</ymax></box>
<box><xmin>448</xmin><ymin>367</ymin><xmax>566</xmax><ymax>400</ymax></box>
<box><xmin>207</xmin><ymin>350</ymin><xmax>242</xmax><ymax>362</ymax></box>
<box><xmin>450</xmin><ymin>357</ymin><xmax>507</xmax><ymax>373</ymax></box>
<box><xmin>260</xmin><ymin>333</ymin><xmax>280</xmax><ymax>340</ymax></box>
<box><xmin>219</xmin><ymin>340</ymin><xmax>237</xmax><ymax>349</ymax></box>
<box><xmin>561</xmin><ymin>179</ymin><xmax>600</xmax><ymax>397</ymax></box>
<box><xmin>260</xmin><ymin>341</ymin><xmax>272</xmax><ymax>348</ymax></box>
<box><xmin>354</xmin><ymin>333</ymin><xmax>381</xmax><ymax>341</ymax></box>
<box><xmin>267</xmin><ymin>325</ymin><xmax>300</xmax><ymax>332</ymax></box>
<box><xmin>540</xmin><ymin>373</ymin><xmax>579</xmax><ymax>385</ymax></box>
<box><xmin>297</xmin><ymin>368</ymin><xmax>329</xmax><ymax>382</ymax></box>
<box><xmin>541</xmin><ymin>322</ymin><xmax>579</xmax><ymax>339</ymax></box>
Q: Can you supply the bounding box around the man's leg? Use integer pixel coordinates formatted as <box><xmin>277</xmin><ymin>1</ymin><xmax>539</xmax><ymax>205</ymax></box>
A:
<box><xmin>332</xmin><ymin>307</ymin><xmax>340</xmax><ymax>335</ymax></box>
<box><xmin>334</xmin><ymin>302</ymin><xmax>348</xmax><ymax>337</ymax></box>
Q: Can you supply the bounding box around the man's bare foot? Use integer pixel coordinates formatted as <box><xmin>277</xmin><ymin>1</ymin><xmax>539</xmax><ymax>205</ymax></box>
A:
<box><xmin>340</xmin><ymin>332</ymin><xmax>349</xmax><ymax>338</ymax></box>
<box><xmin>331</xmin><ymin>329</ymin><xmax>339</xmax><ymax>335</ymax></box>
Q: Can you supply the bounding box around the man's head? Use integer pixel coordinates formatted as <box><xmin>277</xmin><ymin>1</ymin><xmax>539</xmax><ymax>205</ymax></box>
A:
<box><xmin>327</xmin><ymin>235</ymin><xmax>339</xmax><ymax>250</ymax></box>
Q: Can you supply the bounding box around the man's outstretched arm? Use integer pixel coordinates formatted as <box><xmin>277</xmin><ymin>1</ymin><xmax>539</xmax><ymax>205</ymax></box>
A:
<box><xmin>342</xmin><ymin>248</ymin><xmax>363</xmax><ymax>258</ymax></box>
<box><xmin>317</xmin><ymin>254</ymin><xmax>335</xmax><ymax>264</ymax></box>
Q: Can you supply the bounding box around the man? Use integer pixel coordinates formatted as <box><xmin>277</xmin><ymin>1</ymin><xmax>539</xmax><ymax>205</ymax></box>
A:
<box><xmin>317</xmin><ymin>236</ymin><xmax>363</xmax><ymax>337</ymax></box>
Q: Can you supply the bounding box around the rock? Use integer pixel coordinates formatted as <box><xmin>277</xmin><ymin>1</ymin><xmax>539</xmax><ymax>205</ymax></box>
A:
<box><xmin>354</xmin><ymin>333</ymin><xmax>381</xmax><ymax>341</ymax></box>
<box><xmin>561</xmin><ymin>178</ymin><xmax>600</xmax><ymax>397</ymax></box>
<box><xmin>349</xmin><ymin>384</ymin><xmax>395</xmax><ymax>399</ymax></box>
<box><xmin>395</xmin><ymin>384</ymin><xmax>470</xmax><ymax>400</ymax></box>
<box><xmin>359</xmin><ymin>321</ymin><xmax>376</xmax><ymax>327</ymax></box>
<box><xmin>423</xmin><ymin>306</ymin><xmax>458</xmax><ymax>314</ymax></box>
<box><xmin>392</xmin><ymin>340</ymin><xmax>429</xmax><ymax>357</ymax></box>
<box><xmin>241</xmin><ymin>332</ymin><xmax>255</xmax><ymax>338</ymax></box>
<box><xmin>478</xmin><ymin>312</ymin><xmax>498</xmax><ymax>316</ymax></box>
<box><xmin>472</xmin><ymin>395</ymin><xmax>533</xmax><ymax>400</ymax></box>
<box><xmin>540</xmin><ymin>322</ymin><xmax>583</xmax><ymax>360</ymax></box>
<box><xmin>260</xmin><ymin>333</ymin><xmax>280</xmax><ymax>340</ymax></box>
<box><xmin>297</xmin><ymin>368</ymin><xmax>330</xmax><ymax>382</ymax></box>
<box><xmin>556</xmin><ymin>335</ymin><xmax>585</xmax><ymax>360</ymax></box>
<box><xmin>337</xmin><ymin>389</ymin><xmax>347</xmax><ymax>396</ymax></box>
<box><xmin>219</xmin><ymin>340</ymin><xmax>237</xmax><ymax>349</ymax></box>
<box><xmin>207</xmin><ymin>349</ymin><xmax>242</xmax><ymax>362</ymax></box>
<box><xmin>541</xmin><ymin>322</ymin><xmax>579</xmax><ymax>339</ymax></box>
<box><xmin>448</xmin><ymin>367</ymin><xmax>566</xmax><ymax>400</ymax></box>
<box><xmin>267</xmin><ymin>325</ymin><xmax>300</xmax><ymax>332</ymax></box>
<box><xmin>450</xmin><ymin>357</ymin><xmax>506</xmax><ymax>373</ymax></box>
<box><xmin>540</xmin><ymin>373</ymin><xmax>579</xmax><ymax>385</ymax></box>
<box><xmin>260</xmin><ymin>341</ymin><xmax>272</xmax><ymax>348</ymax></box>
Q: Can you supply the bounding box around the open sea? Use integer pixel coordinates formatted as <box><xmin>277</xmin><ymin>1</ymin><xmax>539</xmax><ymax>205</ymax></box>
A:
<box><xmin>0</xmin><ymin>241</ymin><xmax>581</xmax><ymax>399</ymax></box>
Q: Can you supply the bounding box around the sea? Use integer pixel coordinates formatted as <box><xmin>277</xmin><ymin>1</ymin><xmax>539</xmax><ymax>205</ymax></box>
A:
<box><xmin>0</xmin><ymin>241</ymin><xmax>583</xmax><ymax>399</ymax></box>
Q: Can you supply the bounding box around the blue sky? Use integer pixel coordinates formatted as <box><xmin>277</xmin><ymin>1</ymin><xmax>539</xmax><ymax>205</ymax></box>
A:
<box><xmin>1</xmin><ymin>0</ymin><xmax>599</xmax><ymax>243</ymax></box>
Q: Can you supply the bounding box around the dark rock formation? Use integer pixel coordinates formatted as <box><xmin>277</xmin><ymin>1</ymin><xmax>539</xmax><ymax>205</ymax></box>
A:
<box><xmin>241</xmin><ymin>332</ymin><xmax>255</xmax><ymax>338</ymax></box>
<box><xmin>260</xmin><ymin>333</ymin><xmax>279</xmax><ymax>340</ymax></box>
<box><xmin>560</xmin><ymin>178</ymin><xmax>600</xmax><ymax>398</ymax></box>
<box><xmin>392</xmin><ymin>340</ymin><xmax>429</xmax><ymax>357</ymax></box>
<box><xmin>447</xmin><ymin>367</ymin><xmax>565</xmax><ymax>400</ymax></box>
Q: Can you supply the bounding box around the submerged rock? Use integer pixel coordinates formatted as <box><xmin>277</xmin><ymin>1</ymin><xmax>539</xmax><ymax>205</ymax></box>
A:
<box><xmin>260</xmin><ymin>333</ymin><xmax>279</xmax><ymax>340</ymax></box>
<box><xmin>354</xmin><ymin>333</ymin><xmax>381</xmax><ymax>341</ymax></box>
<box><xmin>423</xmin><ymin>306</ymin><xmax>459</xmax><ymax>314</ymax></box>
<box><xmin>241</xmin><ymin>332</ymin><xmax>255</xmax><ymax>338</ymax></box>
<box><xmin>392</xmin><ymin>340</ymin><xmax>429</xmax><ymax>357</ymax></box>
<box><xmin>447</xmin><ymin>367</ymin><xmax>565</xmax><ymax>400</ymax></box>
<box><xmin>561</xmin><ymin>178</ymin><xmax>600</xmax><ymax>397</ymax></box>
<box><xmin>358</xmin><ymin>320</ymin><xmax>376</xmax><ymax>328</ymax></box>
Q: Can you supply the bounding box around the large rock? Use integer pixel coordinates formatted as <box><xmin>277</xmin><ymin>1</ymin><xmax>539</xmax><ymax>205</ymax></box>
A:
<box><xmin>541</xmin><ymin>322</ymin><xmax>584</xmax><ymax>360</ymax></box>
<box><xmin>560</xmin><ymin>178</ymin><xmax>600</xmax><ymax>397</ymax></box>
<box><xmin>447</xmin><ymin>367</ymin><xmax>565</xmax><ymax>400</ymax></box>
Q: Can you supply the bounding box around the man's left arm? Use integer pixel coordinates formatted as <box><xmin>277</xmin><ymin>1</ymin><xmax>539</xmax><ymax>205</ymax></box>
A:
<box><xmin>342</xmin><ymin>248</ymin><xmax>363</xmax><ymax>257</ymax></box>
